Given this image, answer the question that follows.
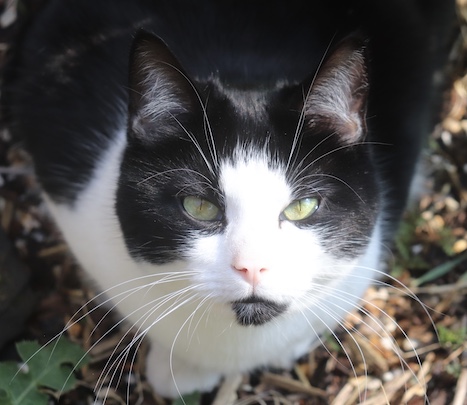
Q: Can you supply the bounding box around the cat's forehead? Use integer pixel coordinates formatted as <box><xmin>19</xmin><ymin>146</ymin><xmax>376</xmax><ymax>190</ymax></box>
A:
<box><xmin>208</xmin><ymin>77</ymin><xmax>292</xmax><ymax>120</ymax></box>
<box><xmin>219</xmin><ymin>147</ymin><xmax>291</xmax><ymax>211</ymax></box>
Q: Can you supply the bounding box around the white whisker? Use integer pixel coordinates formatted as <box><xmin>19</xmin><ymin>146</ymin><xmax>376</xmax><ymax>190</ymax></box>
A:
<box><xmin>308</xmin><ymin>279</ymin><xmax>432</xmax><ymax>398</ymax></box>
<box><xmin>294</xmin><ymin>297</ymin><xmax>365</xmax><ymax>399</ymax></box>
<box><xmin>298</xmin><ymin>172</ymin><xmax>365</xmax><ymax>202</ymax></box>
<box><xmin>286</xmin><ymin>37</ymin><xmax>336</xmax><ymax>173</ymax></box>
<box><xmin>156</xmin><ymin>60</ymin><xmax>218</xmax><ymax>174</ymax></box>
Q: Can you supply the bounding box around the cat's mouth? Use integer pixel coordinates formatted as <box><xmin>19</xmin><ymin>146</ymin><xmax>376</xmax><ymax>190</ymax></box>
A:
<box><xmin>231</xmin><ymin>297</ymin><xmax>288</xmax><ymax>326</ymax></box>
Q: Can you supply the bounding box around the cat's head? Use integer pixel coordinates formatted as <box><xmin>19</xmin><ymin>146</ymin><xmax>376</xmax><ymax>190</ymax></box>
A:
<box><xmin>116</xmin><ymin>32</ymin><xmax>379</xmax><ymax>326</ymax></box>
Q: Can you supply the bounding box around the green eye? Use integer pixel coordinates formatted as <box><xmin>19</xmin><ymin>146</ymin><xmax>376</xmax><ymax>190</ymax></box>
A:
<box><xmin>182</xmin><ymin>196</ymin><xmax>221</xmax><ymax>221</ymax></box>
<box><xmin>282</xmin><ymin>197</ymin><xmax>319</xmax><ymax>221</ymax></box>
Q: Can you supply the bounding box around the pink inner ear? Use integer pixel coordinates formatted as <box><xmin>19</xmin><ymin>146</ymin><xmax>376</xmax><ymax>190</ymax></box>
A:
<box><xmin>304</xmin><ymin>37</ymin><xmax>368</xmax><ymax>144</ymax></box>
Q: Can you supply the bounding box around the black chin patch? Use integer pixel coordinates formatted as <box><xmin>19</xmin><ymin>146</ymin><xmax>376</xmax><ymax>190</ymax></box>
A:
<box><xmin>232</xmin><ymin>297</ymin><xmax>288</xmax><ymax>326</ymax></box>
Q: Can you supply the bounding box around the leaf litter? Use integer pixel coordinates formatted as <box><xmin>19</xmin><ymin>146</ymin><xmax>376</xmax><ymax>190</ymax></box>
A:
<box><xmin>0</xmin><ymin>0</ymin><xmax>466</xmax><ymax>404</ymax></box>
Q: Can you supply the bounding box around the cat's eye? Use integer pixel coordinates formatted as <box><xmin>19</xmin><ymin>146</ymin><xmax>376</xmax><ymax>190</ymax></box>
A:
<box><xmin>182</xmin><ymin>196</ymin><xmax>221</xmax><ymax>221</ymax></box>
<box><xmin>282</xmin><ymin>197</ymin><xmax>319</xmax><ymax>222</ymax></box>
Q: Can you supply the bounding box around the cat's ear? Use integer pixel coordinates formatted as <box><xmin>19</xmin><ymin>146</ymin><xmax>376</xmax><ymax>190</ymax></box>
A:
<box><xmin>128</xmin><ymin>31</ymin><xmax>196</xmax><ymax>141</ymax></box>
<box><xmin>304</xmin><ymin>36</ymin><xmax>368</xmax><ymax>144</ymax></box>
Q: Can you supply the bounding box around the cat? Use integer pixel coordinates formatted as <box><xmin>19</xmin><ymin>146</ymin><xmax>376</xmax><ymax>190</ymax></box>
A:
<box><xmin>1</xmin><ymin>0</ymin><xmax>454</xmax><ymax>400</ymax></box>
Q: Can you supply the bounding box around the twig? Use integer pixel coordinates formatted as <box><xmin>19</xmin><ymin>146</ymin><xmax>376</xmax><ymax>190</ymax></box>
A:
<box><xmin>212</xmin><ymin>374</ymin><xmax>242</xmax><ymax>405</ymax></box>
<box><xmin>452</xmin><ymin>366</ymin><xmax>467</xmax><ymax>405</ymax></box>
<box><xmin>261</xmin><ymin>372</ymin><xmax>327</xmax><ymax>398</ymax></box>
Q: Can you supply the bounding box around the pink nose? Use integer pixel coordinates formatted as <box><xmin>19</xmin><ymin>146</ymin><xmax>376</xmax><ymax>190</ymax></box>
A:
<box><xmin>232</xmin><ymin>262</ymin><xmax>268</xmax><ymax>286</ymax></box>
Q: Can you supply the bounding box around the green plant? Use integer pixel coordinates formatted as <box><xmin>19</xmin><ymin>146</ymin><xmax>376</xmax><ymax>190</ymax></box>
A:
<box><xmin>392</xmin><ymin>213</ymin><xmax>429</xmax><ymax>277</ymax></box>
<box><xmin>412</xmin><ymin>251</ymin><xmax>467</xmax><ymax>287</ymax></box>
<box><xmin>437</xmin><ymin>325</ymin><xmax>467</xmax><ymax>349</ymax></box>
<box><xmin>173</xmin><ymin>391</ymin><xmax>201</xmax><ymax>405</ymax></box>
<box><xmin>0</xmin><ymin>338</ymin><xmax>89</xmax><ymax>405</ymax></box>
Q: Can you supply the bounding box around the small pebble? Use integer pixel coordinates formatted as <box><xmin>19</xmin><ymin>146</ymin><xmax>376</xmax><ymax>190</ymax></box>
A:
<box><xmin>402</xmin><ymin>338</ymin><xmax>420</xmax><ymax>352</ymax></box>
<box><xmin>453</xmin><ymin>239</ymin><xmax>467</xmax><ymax>253</ymax></box>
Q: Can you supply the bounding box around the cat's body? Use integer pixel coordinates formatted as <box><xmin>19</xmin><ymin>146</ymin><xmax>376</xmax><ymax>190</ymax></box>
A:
<box><xmin>2</xmin><ymin>0</ymin><xmax>453</xmax><ymax>399</ymax></box>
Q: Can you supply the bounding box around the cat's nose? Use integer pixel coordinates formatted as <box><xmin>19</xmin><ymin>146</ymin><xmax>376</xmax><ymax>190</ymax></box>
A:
<box><xmin>232</xmin><ymin>262</ymin><xmax>268</xmax><ymax>286</ymax></box>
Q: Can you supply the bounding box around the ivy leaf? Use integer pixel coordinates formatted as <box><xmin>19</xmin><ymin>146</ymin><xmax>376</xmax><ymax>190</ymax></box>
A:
<box><xmin>0</xmin><ymin>361</ymin><xmax>49</xmax><ymax>405</ymax></box>
<box><xmin>0</xmin><ymin>339</ymin><xmax>89</xmax><ymax>405</ymax></box>
<box><xmin>17</xmin><ymin>339</ymin><xmax>89</xmax><ymax>391</ymax></box>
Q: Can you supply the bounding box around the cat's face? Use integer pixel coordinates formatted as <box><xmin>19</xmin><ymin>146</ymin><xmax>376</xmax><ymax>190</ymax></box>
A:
<box><xmin>116</xmin><ymin>33</ymin><xmax>379</xmax><ymax>326</ymax></box>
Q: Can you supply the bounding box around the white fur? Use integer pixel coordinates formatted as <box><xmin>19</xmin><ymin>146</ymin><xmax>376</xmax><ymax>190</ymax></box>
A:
<box><xmin>45</xmin><ymin>130</ymin><xmax>383</xmax><ymax>398</ymax></box>
<box><xmin>131</xmin><ymin>63</ymin><xmax>189</xmax><ymax>137</ymax></box>
<box><xmin>307</xmin><ymin>48</ymin><xmax>366</xmax><ymax>142</ymax></box>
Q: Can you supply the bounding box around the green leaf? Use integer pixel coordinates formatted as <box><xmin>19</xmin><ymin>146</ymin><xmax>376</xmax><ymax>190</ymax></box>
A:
<box><xmin>412</xmin><ymin>251</ymin><xmax>467</xmax><ymax>287</ymax></box>
<box><xmin>173</xmin><ymin>391</ymin><xmax>201</xmax><ymax>405</ymax></box>
<box><xmin>0</xmin><ymin>338</ymin><xmax>90</xmax><ymax>405</ymax></box>
<box><xmin>0</xmin><ymin>362</ymin><xmax>48</xmax><ymax>405</ymax></box>
<box><xmin>17</xmin><ymin>339</ymin><xmax>89</xmax><ymax>391</ymax></box>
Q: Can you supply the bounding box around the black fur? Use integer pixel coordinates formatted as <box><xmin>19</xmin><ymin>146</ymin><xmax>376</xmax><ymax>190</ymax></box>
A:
<box><xmin>232</xmin><ymin>298</ymin><xmax>289</xmax><ymax>326</ymax></box>
<box><xmin>2</xmin><ymin>0</ymin><xmax>454</xmax><ymax>264</ymax></box>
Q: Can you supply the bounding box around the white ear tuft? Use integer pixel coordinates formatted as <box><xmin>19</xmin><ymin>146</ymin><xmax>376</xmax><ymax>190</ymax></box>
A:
<box><xmin>305</xmin><ymin>37</ymin><xmax>368</xmax><ymax>144</ymax></box>
<box><xmin>128</xmin><ymin>31</ymin><xmax>194</xmax><ymax>141</ymax></box>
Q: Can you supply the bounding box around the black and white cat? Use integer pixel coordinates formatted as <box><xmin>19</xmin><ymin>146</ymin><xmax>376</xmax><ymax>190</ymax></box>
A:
<box><xmin>2</xmin><ymin>0</ymin><xmax>453</xmax><ymax>399</ymax></box>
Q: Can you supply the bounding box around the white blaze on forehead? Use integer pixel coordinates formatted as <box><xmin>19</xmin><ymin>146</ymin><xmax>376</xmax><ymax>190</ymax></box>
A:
<box><xmin>220</xmin><ymin>150</ymin><xmax>292</xmax><ymax>230</ymax></box>
<box><xmin>217</xmin><ymin>149</ymin><xmax>317</xmax><ymax>298</ymax></box>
